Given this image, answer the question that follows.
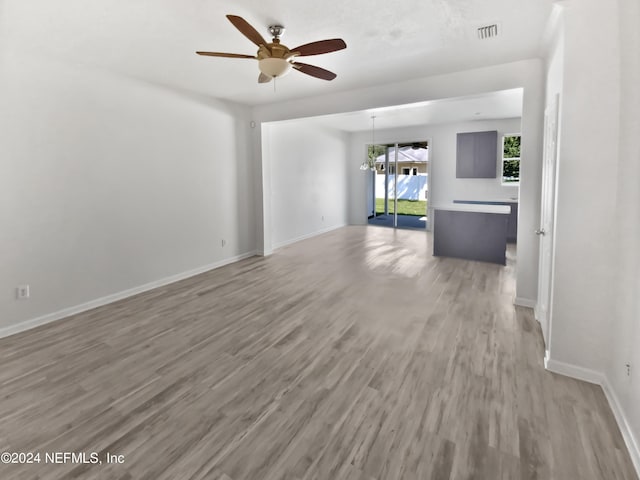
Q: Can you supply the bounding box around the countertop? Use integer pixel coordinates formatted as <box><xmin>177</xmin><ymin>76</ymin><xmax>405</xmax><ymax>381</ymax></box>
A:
<box><xmin>433</xmin><ymin>203</ymin><xmax>511</xmax><ymax>215</ymax></box>
<box><xmin>453</xmin><ymin>199</ymin><xmax>519</xmax><ymax>204</ymax></box>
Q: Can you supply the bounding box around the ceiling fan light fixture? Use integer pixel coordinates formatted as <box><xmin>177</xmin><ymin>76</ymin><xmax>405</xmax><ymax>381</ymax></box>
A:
<box><xmin>258</xmin><ymin>57</ymin><xmax>292</xmax><ymax>78</ymax></box>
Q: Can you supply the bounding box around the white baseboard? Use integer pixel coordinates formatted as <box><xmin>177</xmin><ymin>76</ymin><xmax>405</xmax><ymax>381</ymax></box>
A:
<box><xmin>545</xmin><ymin>355</ymin><xmax>640</xmax><ymax>478</ymax></box>
<box><xmin>273</xmin><ymin>223</ymin><xmax>346</xmax><ymax>250</ymax></box>
<box><xmin>0</xmin><ymin>251</ymin><xmax>257</xmax><ymax>340</ymax></box>
<box><xmin>514</xmin><ymin>297</ymin><xmax>536</xmax><ymax>308</ymax></box>
<box><xmin>544</xmin><ymin>356</ymin><xmax>605</xmax><ymax>385</ymax></box>
<box><xmin>544</xmin><ymin>349</ymin><xmax>550</xmax><ymax>367</ymax></box>
<box><xmin>601</xmin><ymin>377</ymin><xmax>640</xmax><ymax>476</ymax></box>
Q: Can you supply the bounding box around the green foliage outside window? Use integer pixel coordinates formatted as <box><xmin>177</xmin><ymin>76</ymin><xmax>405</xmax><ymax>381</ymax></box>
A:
<box><xmin>368</xmin><ymin>144</ymin><xmax>387</xmax><ymax>160</ymax></box>
<box><xmin>503</xmin><ymin>135</ymin><xmax>521</xmax><ymax>158</ymax></box>
<box><xmin>502</xmin><ymin>135</ymin><xmax>521</xmax><ymax>183</ymax></box>
<box><xmin>503</xmin><ymin>159</ymin><xmax>520</xmax><ymax>181</ymax></box>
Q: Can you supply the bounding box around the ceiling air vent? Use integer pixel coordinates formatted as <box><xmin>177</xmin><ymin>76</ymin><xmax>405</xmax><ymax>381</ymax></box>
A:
<box><xmin>477</xmin><ymin>24</ymin><xmax>499</xmax><ymax>40</ymax></box>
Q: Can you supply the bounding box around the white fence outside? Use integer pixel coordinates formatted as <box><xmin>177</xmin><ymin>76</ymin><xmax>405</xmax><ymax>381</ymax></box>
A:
<box><xmin>375</xmin><ymin>174</ymin><xmax>428</xmax><ymax>201</ymax></box>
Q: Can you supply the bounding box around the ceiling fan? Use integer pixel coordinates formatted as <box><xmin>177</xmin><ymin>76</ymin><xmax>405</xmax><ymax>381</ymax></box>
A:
<box><xmin>196</xmin><ymin>15</ymin><xmax>346</xmax><ymax>83</ymax></box>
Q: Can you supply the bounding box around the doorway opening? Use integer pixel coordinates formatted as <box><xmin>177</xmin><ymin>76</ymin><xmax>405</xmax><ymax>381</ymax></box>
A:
<box><xmin>366</xmin><ymin>141</ymin><xmax>429</xmax><ymax>230</ymax></box>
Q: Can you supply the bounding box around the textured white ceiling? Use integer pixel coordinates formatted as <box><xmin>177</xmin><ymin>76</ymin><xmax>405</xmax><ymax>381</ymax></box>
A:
<box><xmin>4</xmin><ymin>0</ymin><xmax>554</xmax><ymax>106</ymax></box>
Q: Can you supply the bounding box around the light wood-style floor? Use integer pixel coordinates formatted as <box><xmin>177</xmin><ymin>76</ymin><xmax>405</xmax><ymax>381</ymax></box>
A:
<box><xmin>0</xmin><ymin>226</ymin><xmax>637</xmax><ymax>480</ymax></box>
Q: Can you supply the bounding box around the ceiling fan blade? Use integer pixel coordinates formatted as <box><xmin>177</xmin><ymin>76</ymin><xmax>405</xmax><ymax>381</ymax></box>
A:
<box><xmin>258</xmin><ymin>72</ymin><xmax>272</xmax><ymax>83</ymax></box>
<box><xmin>226</xmin><ymin>15</ymin><xmax>269</xmax><ymax>48</ymax></box>
<box><xmin>196</xmin><ymin>51</ymin><xmax>257</xmax><ymax>59</ymax></box>
<box><xmin>290</xmin><ymin>39</ymin><xmax>346</xmax><ymax>57</ymax></box>
<box><xmin>292</xmin><ymin>62</ymin><xmax>337</xmax><ymax>81</ymax></box>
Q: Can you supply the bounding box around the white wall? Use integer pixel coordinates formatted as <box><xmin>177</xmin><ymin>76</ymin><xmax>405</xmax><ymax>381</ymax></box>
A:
<box><xmin>254</xmin><ymin>60</ymin><xmax>544</xmax><ymax>305</ymax></box>
<box><xmin>545</xmin><ymin>16</ymin><xmax>564</xmax><ymax>108</ymax></box>
<box><xmin>0</xmin><ymin>52</ymin><xmax>256</xmax><ymax>334</ymax></box>
<box><xmin>433</xmin><ymin>120</ymin><xmax>521</xmax><ymax>205</ymax></box>
<box><xmin>349</xmin><ymin>118</ymin><xmax>521</xmax><ymax>217</ymax></box>
<box><xmin>543</xmin><ymin>0</ymin><xmax>640</xmax><ymax>472</ymax></box>
<box><xmin>608</xmin><ymin>0</ymin><xmax>640</xmax><ymax>468</ymax></box>
<box><xmin>538</xmin><ymin>6</ymin><xmax>564</xmax><ymax>349</ymax></box>
<box><xmin>262</xmin><ymin>121</ymin><xmax>349</xmax><ymax>249</ymax></box>
<box><xmin>546</xmin><ymin>0</ymin><xmax>620</xmax><ymax>372</ymax></box>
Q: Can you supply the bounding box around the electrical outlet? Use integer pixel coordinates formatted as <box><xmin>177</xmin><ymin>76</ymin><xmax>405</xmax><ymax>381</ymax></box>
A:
<box><xmin>626</xmin><ymin>363</ymin><xmax>631</xmax><ymax>377</ymax></box>
<box><xmin>16</xmin><ymin>284</ymin><xmax>30</xmax><ymax>300</ymax></box>
<box><xmin>221</xmin><ymin>239</ymin><xmax>226</xmax><ymax>247</ymax></box>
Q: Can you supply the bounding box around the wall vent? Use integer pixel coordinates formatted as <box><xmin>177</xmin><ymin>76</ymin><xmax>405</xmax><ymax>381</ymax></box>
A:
<box><xmin>477</xmin><ymin>24</ymin><xmax>499</xmax><ymax>39</ymax></box>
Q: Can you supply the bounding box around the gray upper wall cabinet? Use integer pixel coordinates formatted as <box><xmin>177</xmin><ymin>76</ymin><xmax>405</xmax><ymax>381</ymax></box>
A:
<box><xmin>456</xmin><ymin>130</ymin><xmax>498</xmax><ymax>178</ymax></box>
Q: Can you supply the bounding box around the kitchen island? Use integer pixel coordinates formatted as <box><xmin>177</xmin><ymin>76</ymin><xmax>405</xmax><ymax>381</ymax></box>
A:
<box><xmin>433</xmin><ymin>203</ymin><xmax>510</xmax><ymax>265</ymax></box>
<box><xmin>453</xmin><ymin>199</ymin><xmax>519</xmax><ymax>242</ymax></box>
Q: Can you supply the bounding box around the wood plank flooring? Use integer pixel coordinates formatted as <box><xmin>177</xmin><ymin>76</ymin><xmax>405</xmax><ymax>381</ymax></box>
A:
<box><xmin>0</xmin><ymin>226</ymin><xmax>637</xmax><ymax>480</ymax></box>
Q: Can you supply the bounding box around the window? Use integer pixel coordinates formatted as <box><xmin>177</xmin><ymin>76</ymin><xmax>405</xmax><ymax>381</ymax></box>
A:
<box><xmin>502</xmin><ymin>134</ymin><xmax>521</xmax><ymax>184</ymax></box>
<box><xmin>402</xmin><ymin>167</ymin><xmax>411</xmax><ymax>175</ymax></box>
<box><xmin>388</xmin><ymin>165</ymin><xmax>396</xmax><ymax>175</ymax></box>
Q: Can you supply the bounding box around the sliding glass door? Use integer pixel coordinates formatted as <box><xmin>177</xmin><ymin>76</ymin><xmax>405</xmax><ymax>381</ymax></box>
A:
<box><xmin>367</xmin><ymin>141</ymin><xmax>429</xmax><ymax>230</ymax></box>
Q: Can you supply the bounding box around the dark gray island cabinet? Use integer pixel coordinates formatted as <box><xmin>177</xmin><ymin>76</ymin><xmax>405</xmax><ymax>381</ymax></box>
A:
<box><xmin>433</xmin><ymin>204</ymin><xmax>510</xmax><ymax>265</ymax></box>
<box><xmin>453</xmin><ymin>200</ymin><xmax>518</xmax><ymax>243</ymax></box>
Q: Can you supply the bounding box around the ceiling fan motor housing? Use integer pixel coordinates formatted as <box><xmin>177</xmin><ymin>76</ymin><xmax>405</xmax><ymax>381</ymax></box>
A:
<box><xmin>257</xmin><ymin>33</ymin><xmax>296</xmax><ymax>78</ymax></box>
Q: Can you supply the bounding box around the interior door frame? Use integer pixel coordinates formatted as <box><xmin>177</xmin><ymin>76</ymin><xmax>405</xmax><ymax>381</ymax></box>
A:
<box><xmin>536</xmin><ymin>94</ymin><xmax>560</xmax><ymax>352</ymax></box>
<box><xmin>425</xmin><ymin>136</ymin><xmax>433</xmax><ymax>232</ymax></box>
